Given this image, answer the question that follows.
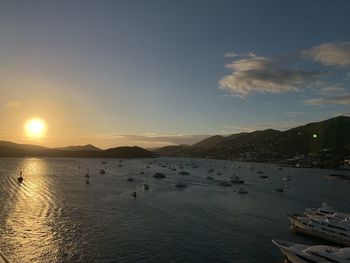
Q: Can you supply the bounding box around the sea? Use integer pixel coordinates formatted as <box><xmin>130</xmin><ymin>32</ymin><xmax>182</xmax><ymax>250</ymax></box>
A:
<box><xmin>0</xmin><ymin>157</ymin><xmax>349</xmax><ymax>263</ymax></box>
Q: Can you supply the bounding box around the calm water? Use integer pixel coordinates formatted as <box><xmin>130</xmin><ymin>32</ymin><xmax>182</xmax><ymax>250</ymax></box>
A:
<box><xmin>0</xmin><ymin>157</ymin><xmax>349</xmax><ymax>263</ymax></box>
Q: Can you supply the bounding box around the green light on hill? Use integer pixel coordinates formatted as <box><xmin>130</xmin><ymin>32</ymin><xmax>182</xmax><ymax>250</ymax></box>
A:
<box><xmin>313</xmin><ymin>134</ymin><xmax>318</xmax><ymax>138</ymax></box>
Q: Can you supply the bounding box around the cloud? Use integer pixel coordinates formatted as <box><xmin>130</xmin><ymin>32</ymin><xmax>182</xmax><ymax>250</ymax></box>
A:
<box><xmin>318</xmin><ymin>85</ymin><xmax>348</xmax><ymax>96</ymax></box>
<box><xmin>224</xmin><ymin>51</ymin><xmax>239</xmax><ymax>57</ymax></box>
<box><xmin>303</xmin><ymin>41</ymin><xmax>350</xmax><ymax>67</ymax></box>
<box><xmin>5</xmin><ymin>101</ymin><xmax>20</xmax><ymax>108</ymax></box>
<box><xmin>219</xmin><ymin>56</ymin><xmax>319</xmax><ymax>97</ymax></box>
<box><xmin>304</xmin><ymin>96</ymin><xmax>350</xmax><ymax>106</ymax></box>
<box><xmin>224</xmin><ymin>51</ymin><xmax>256</xmax><ymax>58</ymax></box>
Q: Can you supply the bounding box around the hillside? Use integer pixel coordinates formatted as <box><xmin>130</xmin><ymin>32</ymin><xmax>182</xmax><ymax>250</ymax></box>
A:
<box><xmin>0</xmin><ymin>141</ymin><xmax>155</xmax><ymax>158</ymax></box>
<box><xmin>55</xmin><ymin>144</ymin><xmax>102</xmax><ymax>151</ymax></box>
<box><xmin>155</xmin><ymin>116</ymin><xmax>350</xmax><ymax>163</ymax></box>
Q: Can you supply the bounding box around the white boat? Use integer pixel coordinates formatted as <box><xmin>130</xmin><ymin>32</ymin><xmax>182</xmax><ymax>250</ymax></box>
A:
<box><xmin>289</xmin><ymin>213</ymin><xmax>350</xmax><ymax>246</ymax></box>
<box><xmin>272</xmin><ymin>239</ymin><xmax>350</xmax><ymax>263</ymax></box>
<box><xmin>305</xmin><ymin>203</ymin><xmax>350</xmax><ymax>220</ymax></box>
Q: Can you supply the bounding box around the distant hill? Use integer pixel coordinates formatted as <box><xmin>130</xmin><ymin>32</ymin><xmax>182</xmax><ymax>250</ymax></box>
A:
<box><xmin>0</xmin><ymin>141</ymin><xmax>50</xmax><ymax>151</ymax></box>
<box><xmin>155</xmin><ymin>116</ymin><xmax>350</xmax><ymax>160</ymax></box>
<box><xmin>55</xmin><ymin>144</ymin><xmax>102</xmax><ymax>151</ymax></box>
<box><xmin>0</xmin><ymin>141</ymin><xmax>155</xmax><ymax>158</ymax></box>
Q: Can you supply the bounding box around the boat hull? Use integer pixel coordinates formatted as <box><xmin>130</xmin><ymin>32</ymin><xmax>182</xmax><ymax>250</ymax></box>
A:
<box><xmin>289</xmin><ymin>216</ymin><xmax>350</xmax><ymax>246</ymax></box>
<box><xmin>277</xmin><ymin>248</ymin><xmax>310</xmax><ymax>263</ymax></box>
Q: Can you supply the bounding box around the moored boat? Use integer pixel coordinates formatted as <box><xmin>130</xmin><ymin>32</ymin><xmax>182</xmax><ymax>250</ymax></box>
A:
<box><xmin>273</xmin><ymin>239</ymin><xmax>350</xmax><ymax>263</ymax></box>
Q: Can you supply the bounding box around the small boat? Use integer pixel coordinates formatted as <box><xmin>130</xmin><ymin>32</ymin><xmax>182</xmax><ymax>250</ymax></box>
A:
<box><xmin>257</xmin><ymin>170</ymin><xmax>264</xmax><ymax>174</ymax></box>
<box><xmin>231</xmin><ymin>176</ymin><xmax>244</xmax><ymax>184</ymax></box>
<box><xmin>238</xmin><ymin>187</ymin><xmax>248</xmax><ymax>194</ymax></box>
<box><xmin>127</xmin><ymin>178</ymin><xmax>135</xmax><ymax>182</ymax></box>
<box><xmin>131</xmin><ymin>191</ymin><xmax>137</xmax><ymax>198</ymax></box>
<box><xmin>175</xmin><ymin>182</ymin><xmax>187</xmax><ymax>188</ymax></box>
<box><xmin>260</xmin><ymin>175</ymin><xmax>269</xmax><ymax>179</ymax></box>
<box><xmin>101</xmin><ymin>161</ymin><xmax>107</xmax><ymax>165</ymax></box>
<box><xmin>99</xmin><ymin>169</ymin><xmax>106</xmax><ymax>174</ymax></box>
<box><xmin>86</xmin><ymin>179</ymin><xmax>90</xmax><ymax>185</ymax></box>
<box><xmin>143</xmin><ymin>184</ymin><xmax>150</xmax><ymax>190</ymax></box>
<box><xmin>153</xmin><ymin>173</ymin><xmax>165</xmax><ymax>179</ymax></box>
<box><xmin>140</xmin><ymin>171</ymin><xmax>144</xmax><ymax>175</ymax></box>
<box><xmin>17</xmin><ymin>176</ymin><xmax>23</xmax><ymax>183</ymax></box>
<box><xmin>85</xmin><ymin>169</ymin><xmax>90</xmax><ymax>178</ymax></box>
<box><xmin>276</xmin><ymin>187</ymin><xmax>284</xmax><ymax>192</ymax></box>
<box><xmin>118</xmin><ymin>164</ymin><xmax>123</xmax><ymax>167</ymax></box>
<box><xmin>178</xmin><ymin>171</ymin><xmax>190</xmax><ymax>175</ymax></box>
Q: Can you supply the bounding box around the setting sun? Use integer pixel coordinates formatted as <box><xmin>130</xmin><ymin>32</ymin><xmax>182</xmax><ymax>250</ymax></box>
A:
<box><xmin>25</xmin><ymin>118</ymin><xmax>47</xmax><ymax>138</ymax></box>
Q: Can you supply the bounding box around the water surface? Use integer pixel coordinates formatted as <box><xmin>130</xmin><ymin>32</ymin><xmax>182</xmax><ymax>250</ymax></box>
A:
<box><xmin>0</xmin><ymin>157</ymin><xmax>349</xmax><ymax>262</ymax></box>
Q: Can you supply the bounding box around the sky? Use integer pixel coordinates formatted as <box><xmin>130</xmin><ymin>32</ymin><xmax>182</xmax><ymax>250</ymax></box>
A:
<box><xmin>1</xmin><ymin>0</ymin><xmax>350</xmax><ymax>148</ymax></box>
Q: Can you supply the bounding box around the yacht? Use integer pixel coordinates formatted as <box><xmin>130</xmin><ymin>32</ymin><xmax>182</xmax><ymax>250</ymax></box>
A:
<box><xmin>288</xmin><ymin>214</ymin><xmax>350</xmax><ymax>246</ymax></box>
<box><xmin>272</xmin><ymin>239</ymin><xmax>350</xmax><ymax>263</ymax></box>
<box><xmin>305</xmin><ymin>203</ymin><xmax>350</xmax><ymax>220</ymax></box>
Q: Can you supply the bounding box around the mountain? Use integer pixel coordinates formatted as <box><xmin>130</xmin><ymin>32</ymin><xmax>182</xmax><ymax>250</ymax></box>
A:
<box><xmin>192</xmin><ymin>135</ymin><xmax>226</xmax><ymax>149</ymax></box>
<box><xmin>0</xmin><ymin>141</ymin><xmax>155</xmax><ymax>158</ymax></box>
<box><xmin>0</xmin><ymin>141</ymin><xmax>50</xmax><ymax>151</ymax></box>
<box><xmin>155</xmin><ymin>116</ymin><xmax>350</xmax><ymax>162</ymax></box>
<box><xmin>55</xmin><ymin>144</ymin><xmax>102</xmax><ymax>151</ymax></box>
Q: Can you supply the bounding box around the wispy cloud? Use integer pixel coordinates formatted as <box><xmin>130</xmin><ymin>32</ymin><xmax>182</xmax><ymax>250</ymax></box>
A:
<box><xmin>224</xmin><ymin>51</ymin><xmax>256</xmax><ymax>58</ymax></box>
<box><xmin>303</xmin><ymin>41</ymin><xmax>350</xmax><ymax>67</ymax></box>
<box><xmin>219</xmin><ymin>56</ymin><xmax>320</xmax><ymax>98</ymax></box>
<box><xmin>304</xmin><ymin>96</ymin><xmax>350</xmax><ymax>106</ymax></box>
<box><xmin>5</xmin><ymin>101</ymin><xmax>20</xmax><ymax>108</ymax></box>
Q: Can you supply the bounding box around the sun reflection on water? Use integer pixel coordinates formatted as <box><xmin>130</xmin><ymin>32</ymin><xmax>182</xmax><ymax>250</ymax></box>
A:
<box><xmin>2</xmin><ymin>158</ymin><xmax>60</xmax><ymax>262</ymax></box>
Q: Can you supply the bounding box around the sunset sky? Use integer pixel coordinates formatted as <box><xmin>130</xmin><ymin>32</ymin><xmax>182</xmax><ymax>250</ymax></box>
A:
<box><xmin>1</xmin><ymin>0</ymin><xmax>350</xmax><ymax>148</ymax></box>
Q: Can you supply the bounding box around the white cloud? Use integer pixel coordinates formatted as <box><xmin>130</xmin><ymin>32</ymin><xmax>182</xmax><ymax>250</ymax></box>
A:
<box><xmin>303</xmin><ymin>41</ymin><xmax>350</xmax><ymax>67</ymax></box>
<box><xmin>224</xmin><ymin>51</ymin><xmax>256</xmax><ymax>58</ymax></box>
<box><xmin>5</xmin><ymin>101</ymin><xmax>20</xmax><ymax>108</ymax></box>
<box><xmin>318</xmin><ymin>85</ymin><xmax>348</xmax><ymax>95</ymax></box>
<box><xmin>219</xmin><ymin>56</ymin><xmax>319</xmax><ymax>97</ymax></box>
<box><xmin>224</xmin><ymin>51</ymin><xmax>239</xmax><ymax>57</ymax></box>
<box><xmin>304</xmin><ymin>96</ymin><xmax>350</xmax><ymax>106</ymax></box>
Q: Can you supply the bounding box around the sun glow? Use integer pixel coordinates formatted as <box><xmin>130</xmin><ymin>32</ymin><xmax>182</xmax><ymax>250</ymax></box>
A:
<box><xmin>25</xmin><ymin>118</ymin><xmax>47</xmax><ymax>138</ymax></box>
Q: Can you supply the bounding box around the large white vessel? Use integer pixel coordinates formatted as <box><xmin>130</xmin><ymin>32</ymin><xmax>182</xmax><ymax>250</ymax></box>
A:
<box><xmin>272</xmin><ymin>239</ymin><xmax>350</xmax><ymax>263</ymax></box>
<box><xmin>305</xmin><ymin>203</ymin><xmax>350</xmax><ymax>220</ymax></box>
<box><xmin>289</xmin><ymin>213</ymin><xmax>350</xmax><ymax>246</ymax></box>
